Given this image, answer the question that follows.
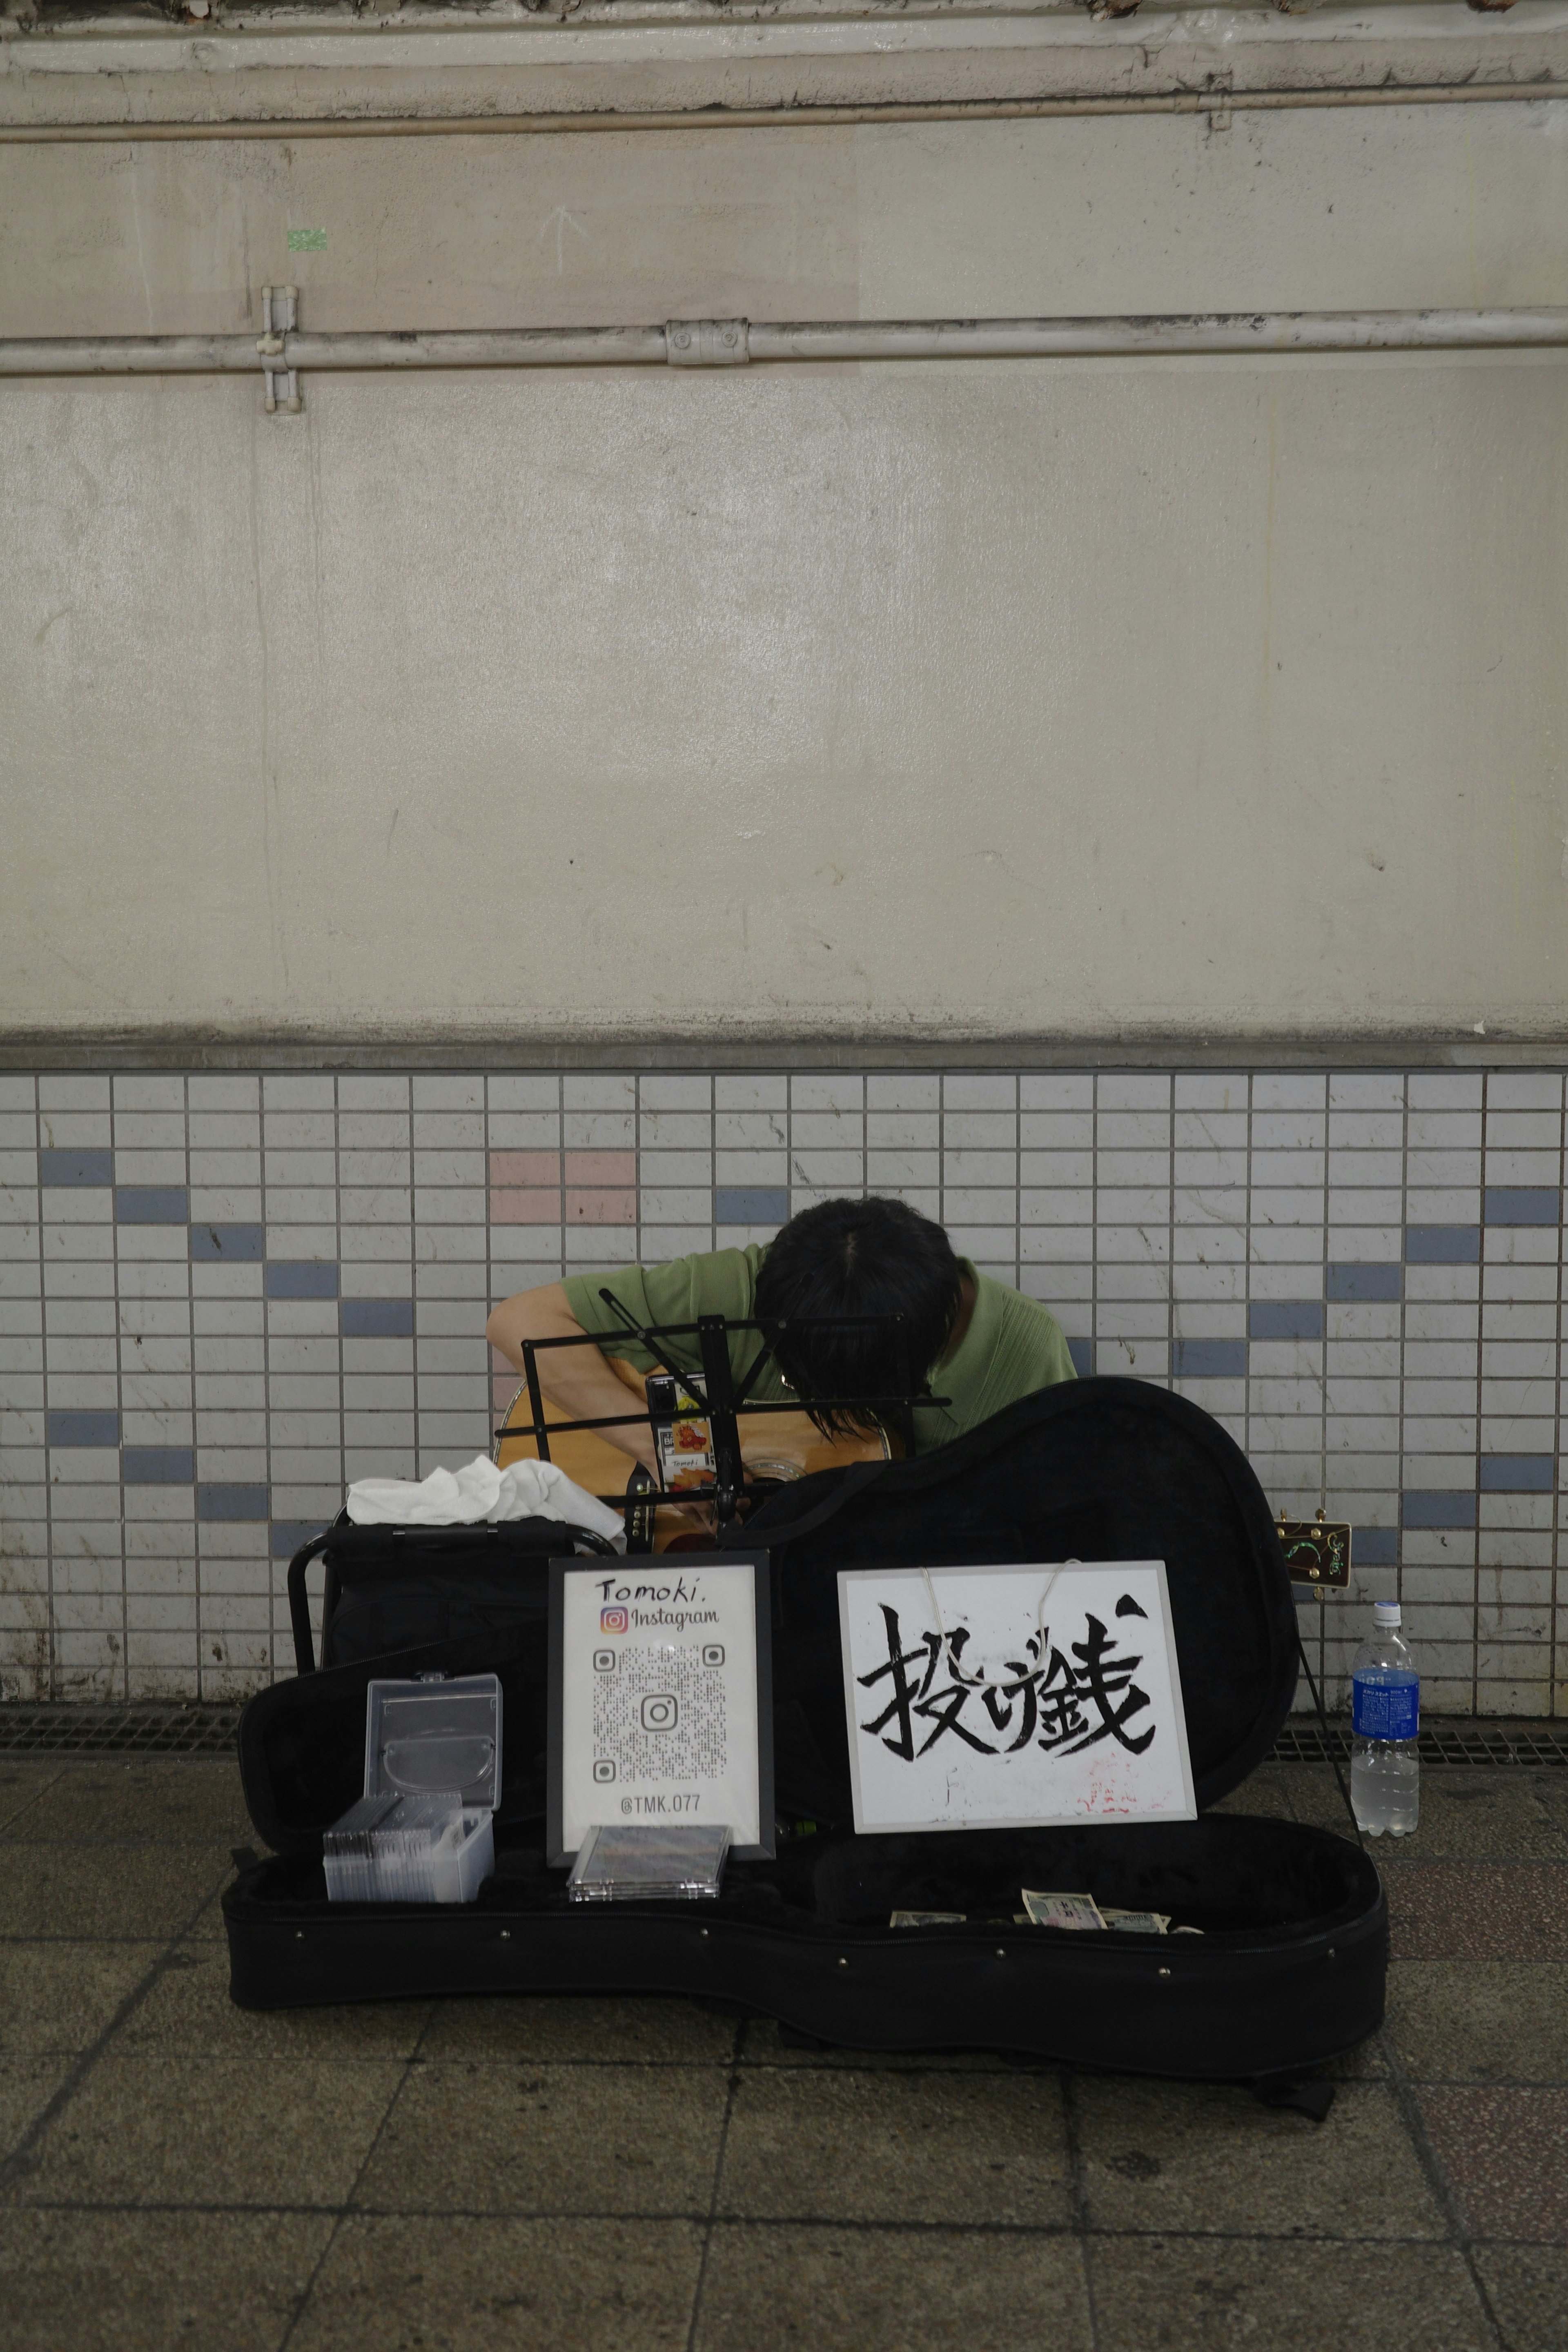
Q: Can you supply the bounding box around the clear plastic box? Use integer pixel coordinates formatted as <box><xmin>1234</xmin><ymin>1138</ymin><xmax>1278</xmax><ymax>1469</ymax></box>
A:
<box><xmin>566</xmin><ymin>1822</ymin><xmax>731</xmax><ymax>1902</ymax></box>
<box><xmin>323</xmin><ymin>1671</ymin><xmax>501</xmax><ymax>1905</ymax></box>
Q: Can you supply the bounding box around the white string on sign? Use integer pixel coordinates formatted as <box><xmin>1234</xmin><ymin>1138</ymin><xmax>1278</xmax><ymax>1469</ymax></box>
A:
<box><xmin>917</xmin><ymin>1561</ymin><xmax>1080</xmax><ymax>1693</ymax></box>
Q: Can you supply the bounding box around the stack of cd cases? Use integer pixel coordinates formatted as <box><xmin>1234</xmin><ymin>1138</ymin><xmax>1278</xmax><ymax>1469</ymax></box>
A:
<box><xmin>566</xmin><ymin>1822</ymin><xmax>731</xmax><ymax>1902</ymax></box>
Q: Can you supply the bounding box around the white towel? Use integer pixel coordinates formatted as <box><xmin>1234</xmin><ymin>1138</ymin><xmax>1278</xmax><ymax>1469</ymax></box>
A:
<box><xmin>346</xmin><ymin>1454</ymin><xmax>625</xmax><ymax>1544</ymax></box>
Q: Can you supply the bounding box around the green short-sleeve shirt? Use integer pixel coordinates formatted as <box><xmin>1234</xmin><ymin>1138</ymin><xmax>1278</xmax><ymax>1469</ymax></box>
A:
<box><xmin>560</xmin><ymin>1247</ymin><xmax>1075</xmax><ymax>1453</ymax></box>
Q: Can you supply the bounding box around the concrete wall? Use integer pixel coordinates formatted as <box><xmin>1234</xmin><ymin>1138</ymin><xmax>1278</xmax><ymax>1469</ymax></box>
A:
<box><xmin>3</xmin><ymin>21</ymin><xmax>1567</xmax><ymax>1045</ymax></box>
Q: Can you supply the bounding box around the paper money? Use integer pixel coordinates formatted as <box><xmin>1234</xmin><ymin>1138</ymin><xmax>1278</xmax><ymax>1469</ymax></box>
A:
<box><xmin>889</xmin><ymin>1910</ymin><xmax>966</xmax><ymax>1927</ymax></box>
<box><xmin>1170</xmin><ymin>1924</ymin><xmax>1205</xmax><ymax>1936</ymax></box>
<box><xmin>1101</xmin><ymin>1909</ymin><xmax>1171</xmax><ymax>1935</ymax></box>
<box><xmin>1021</xmin><ymin>1889</ymin><xmax>1107</xmax><ymax>1931</ymax></box>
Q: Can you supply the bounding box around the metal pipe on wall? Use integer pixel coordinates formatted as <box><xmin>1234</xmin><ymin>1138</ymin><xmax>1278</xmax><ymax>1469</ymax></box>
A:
<box><xmin>2</xmin><ymin>309</ymin><xmax>1568</xmax><ymax>380</ymax></box>
<box><xmin>4</xmin><ymin>81</ymin><xmax>1568</xmax><ymax>140</ymax></box>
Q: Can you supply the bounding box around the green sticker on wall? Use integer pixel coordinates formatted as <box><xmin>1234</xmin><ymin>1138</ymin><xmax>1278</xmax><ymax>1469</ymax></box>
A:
<box><xmin>287</xmin><ymin>229</ymin><xmax>327</xmax><ymax>252</ymax></box>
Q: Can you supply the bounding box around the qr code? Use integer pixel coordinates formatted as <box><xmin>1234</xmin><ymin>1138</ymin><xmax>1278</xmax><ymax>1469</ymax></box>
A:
<box><xmin>592</xmin><ymin>1643</ymin><xmax>728</xmax><ymax>1783</ymax></box>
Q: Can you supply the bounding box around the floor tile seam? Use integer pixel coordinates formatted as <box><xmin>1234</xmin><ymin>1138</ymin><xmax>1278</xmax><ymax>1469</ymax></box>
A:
<box><xmin>4</xmin><ymin>2202</ymin><xmax>1542</xmax><ymax>2245</ymax></box>
<box><xmin>0</xmin><ymin>1932</ymin><xmax>230</xmax><ymax>1947</ymax></box>
<box><xmin>276</xmin><ymin>2000</ymin><xmax>441</xmax><ymax>2352</ymax></box>
<box><xmin>0</xmin><ymin>1858</ymin><xmax>234</xmax><ymax>2191</ymax></box>
<box><xmin>1375</xmin><ymin>2023</ymin><xmax>1512</xmax><ymax>2348</ymax></box>
<box><xmin>1</xmin><ymin>1839</ymin><xmax>256</xmax><ymax>1851</ymax></box>
<box><xmin>683</xmin><ymin>2024</ymin><xmax>745</xmax><ymax>2352</ymax></box>
<box><xmin>1062</xmin><ymin>2072</ymin><xmax>1104</xmax><ymax>2352</ymax></box>
<box><xmin>0</xmin><ymin>1770</ymin><xmax>67</xmax><ymax>1835</ymax></box>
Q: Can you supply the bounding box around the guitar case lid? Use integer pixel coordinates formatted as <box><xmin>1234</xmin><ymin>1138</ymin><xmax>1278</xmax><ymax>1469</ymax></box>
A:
<box><xmin>731</xmin><ymin>1373</ymin><xmax>1298</xmax><ymax>1815</ymax></box>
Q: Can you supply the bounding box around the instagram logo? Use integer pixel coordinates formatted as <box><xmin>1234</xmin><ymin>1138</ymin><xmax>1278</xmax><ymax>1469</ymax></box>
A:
<box><xmin>600</xmin><ymin>1606</ymin><xmax>629</xmax><ymax>1635</ymax></box>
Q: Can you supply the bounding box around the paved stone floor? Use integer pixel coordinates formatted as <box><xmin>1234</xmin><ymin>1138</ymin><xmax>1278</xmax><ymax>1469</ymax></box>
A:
<box><xmin>0</xmin><ymin>1756</ymin><xmax>1565</xmax><ymax>2351</ymax></box>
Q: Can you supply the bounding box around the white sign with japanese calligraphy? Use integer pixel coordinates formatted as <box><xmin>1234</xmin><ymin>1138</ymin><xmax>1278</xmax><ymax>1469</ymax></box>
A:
<box><xmin>837</xmin><ymin>1560</ymin><xmax>1196</xmax><ymax>1835</ymax></box>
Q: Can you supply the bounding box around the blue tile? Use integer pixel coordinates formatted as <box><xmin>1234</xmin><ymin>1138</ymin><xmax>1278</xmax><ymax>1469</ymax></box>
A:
<box><xmin>1353</xmin><ymin>1527</ymin><xmax>1399</xmax><ymax>1568</ymax></box>
<box><xmin>191</xmin><ymin>1223</ymin><xmax>265</xmax><ymax>1262</ymax></box>
<box><xmin>715</xmin><ymin>1187</ymin><xmax>788</xmax><ymax>1227</ymax></box>
<box><xmin>1325</xmin><ymin>1263</ymin><xmax>1401</xmax><ymax>1303</ymax></box>
<box><xmin>123</xmin><ymin>1446</ymin><xmax>195</xmax><ymax>1486</ymax></box>
<box><xmin>39</xmin><ymin>1149</ymin><xmax>114</xmax><ymax>1188</ymax></box>
<box><xmin>1405</xmin><ymin>1226</ymin><xmax>1481</xmax><ymax>1265</ymax></box>
<box><xmin>1066</xmin><ymin>1337</ymin><xmax>1094</xmax><ymax>1378</ymax></box>
<box><xmin>1172</xmin><ymin>1338</ymin><xmax>1248</xmax><ymax>1379</ymax></box>
<box><xmin>1248</xmin><ymin>1301</ymin><xmax>1324</xmax><ymax>1342</ymax></box>
<box><xmin>1401</xmin><ymin>1490</ymin><xmax>1477</xmax><ymax>1531</ymax></box>
<box><xmin>265</xmin><ymin>1261</ymin><xmax>340</xmax><ymax>1301</ymax></box>
<box><xmin>1484</xmin><ymin>1187</ymin><xmax>1561</xmax><ymax>1228</ymax></box>
<box><xmin>115</xmin><ymin>1186</ymin><xmax>189</xmax><ymax>1225</ymax></box>
<box><xmin>341</xmin><ymin>1298</ymin><xmax>414</xmax><ymax>1339</ymax></box>
<box><xmin>47</xmin><ymin>1409</ymin><xmax>120</xmax><ymax>1448</ymax></box>
<box><xmin>198</xmin><ymin>1482</ymin><xmax>269</xmax><ymax>1522</ymax></box>
<box><xmin>1479</xmin><ymin>1454</ymin><xmax>1556</xmax><ymax>1494</ymax></box>
<box><xmin>272</xmin><ymin>1519</ymin><xmax>331</xmax><ymax>1560</ymax></box>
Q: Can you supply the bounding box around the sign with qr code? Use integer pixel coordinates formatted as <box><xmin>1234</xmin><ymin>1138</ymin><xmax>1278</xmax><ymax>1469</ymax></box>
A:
<box><xmin>548</xmin><ymin>1552</ymin><xmax>772</xmax><ymax>1862</ymax></box>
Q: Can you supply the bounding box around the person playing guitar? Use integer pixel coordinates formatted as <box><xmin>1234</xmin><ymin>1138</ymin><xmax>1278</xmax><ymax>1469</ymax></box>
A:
<box><xmin>487</xmin><ymin>1196</ymin><xmax>1076</xmax><ymax>1501</ymax></box>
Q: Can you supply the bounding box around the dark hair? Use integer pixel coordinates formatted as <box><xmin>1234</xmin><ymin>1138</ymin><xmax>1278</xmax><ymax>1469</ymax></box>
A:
<box><xmin>752</xmin><ymin>1196</ymin><xmax>964</xmax><ymax>1440</ymax></box>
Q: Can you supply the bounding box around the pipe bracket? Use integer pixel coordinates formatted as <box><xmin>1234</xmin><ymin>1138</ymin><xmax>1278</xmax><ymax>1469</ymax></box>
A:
<box><xmin>665</xmin><ymin>318</ymin><xmax>750</xmax><ymax>368</ymax></box>
<box><xmin>260</xmin><ymin>284</ymin><xmax>302</xmax><ymax>414</ymax></box>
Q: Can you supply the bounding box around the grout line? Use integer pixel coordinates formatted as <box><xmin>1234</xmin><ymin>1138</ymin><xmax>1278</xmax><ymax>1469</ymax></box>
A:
<box><xmin>5</xmin><ymin>2196</ymin><xmax>1554</xmax><ymax>2245</ymax></box>
<box><xmin>0</xmin><ymin>1763</ymin><xmax>67</xmax><ymax>1835</ymax></box>
<box><xmin>1060</xmin><ymin>2068</ymin><xmax>1102</xmax><ymax>2352</ymax></box>
<box><xmin>0</xmin><ymin>1856</ymin><xmax>234</xmax><ymax>2189</ymax></box>
<box><xmin>275</xmin><ymin>1999</ymin><xmax>441</xmax><ymax>2351</ymax></box>
<box><xmin>683</xmin><ymin>2018</ymin><xmax>745</xmax><ymax>2352</ymax></box>
<box><xmin>1374</xmin><ymin>2022</ymin><xmax>1510</xmax><ymax>2349</ymax></box>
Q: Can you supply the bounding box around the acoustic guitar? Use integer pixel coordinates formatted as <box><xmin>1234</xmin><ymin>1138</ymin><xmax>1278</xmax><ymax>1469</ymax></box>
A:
<box><xmin>494</xmin><ymin>1354</ymin><xmax>891</xmax><ymax>1552</ymax></box>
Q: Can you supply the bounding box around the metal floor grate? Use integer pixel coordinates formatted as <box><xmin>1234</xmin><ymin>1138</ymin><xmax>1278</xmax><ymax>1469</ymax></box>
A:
<box><xmin>0</xmin><ymin>1704</ymin><xmax>245</xmax><ymax>1758</ymax></box>
<box><xmin>2</xmin><ymin>1704</ymin><xmax>1566</xmax><ymax>1766</ymax></box>
<box><xmin>1272</xmin><ymin>1719</ymin><xmax>1568</xmax><ymax>1767</ymax></box>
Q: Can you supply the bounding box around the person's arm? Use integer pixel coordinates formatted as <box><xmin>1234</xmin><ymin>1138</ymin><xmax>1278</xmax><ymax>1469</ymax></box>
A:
<box><xmin>486</xmin><ymin>1282</ymin><xmax>658</xmax><ymax>1474</ymax></box>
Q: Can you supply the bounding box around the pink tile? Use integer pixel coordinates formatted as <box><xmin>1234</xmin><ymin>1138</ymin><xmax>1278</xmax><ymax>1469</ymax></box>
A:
<box><xmin>492</xmin><ymin>1372</ymin><xmax>522</xmax><ymax>1412</ymax></box>
<box><xmin>565</xmin><ymin>1151</ymin><xmax>636</xmax><ymax>1186</ymax></box>
<box><xmin>489</xmin><ymin>1188</ymin><xmax>561</xmax><ymax>1225</ymax></box>
<box><xmin>566</xmin><ymin>1189</ymin><xmax>637</xmax><ymax>1225</ymax></box>
<box><xmin>489</xmin><ymin>1150</ymin><xmax>561</xmax><ymax>1187</ymax></box>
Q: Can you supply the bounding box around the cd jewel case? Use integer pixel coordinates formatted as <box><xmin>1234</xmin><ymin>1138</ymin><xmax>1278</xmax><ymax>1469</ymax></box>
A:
<box><xmin>566</xmin><ymin>1822</ymin><xmax>731</xmax><ymax>1902</ymax></box>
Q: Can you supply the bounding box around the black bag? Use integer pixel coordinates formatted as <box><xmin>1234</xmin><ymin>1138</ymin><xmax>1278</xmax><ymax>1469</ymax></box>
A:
<box><xmin>285</xmin><ymin>1513</ymin><xmax>617</xmax><ymax>1676</ymax></box>
<box><xmin>227</xmin><ymin>1378</ymin><xmax>1385</xmax><ymax>2087</ymax></box>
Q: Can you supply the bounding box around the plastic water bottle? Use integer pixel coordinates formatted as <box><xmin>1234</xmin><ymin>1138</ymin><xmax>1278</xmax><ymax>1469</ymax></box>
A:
<box><xmin>1350</xmin><ymin>1599</ymin><xmax>1419</xmax><ymax>1837</ymax></box>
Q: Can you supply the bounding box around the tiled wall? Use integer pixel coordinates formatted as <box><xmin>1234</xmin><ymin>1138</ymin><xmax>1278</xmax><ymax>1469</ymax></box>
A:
<box><xmin>0</xmin><ymin>1066</ymin><xmax>1562</xmax><ymax>1715</ymax></box>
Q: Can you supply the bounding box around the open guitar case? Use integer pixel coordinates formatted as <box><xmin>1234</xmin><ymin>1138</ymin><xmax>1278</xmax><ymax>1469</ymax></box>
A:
<box><xmin>224</xmin><ymin>1376</ymin><xmax>1386</xmax><ymax>2093</ymax></box>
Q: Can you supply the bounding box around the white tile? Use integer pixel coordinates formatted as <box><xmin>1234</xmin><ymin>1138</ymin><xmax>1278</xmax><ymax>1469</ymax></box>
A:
<box><xmin>1327</xmin><ymin>1076</ymin><xmax>1405</xmax><ymax>1111</ymax></box>
<box><xmin>486</xmin><ymin>1114</ymin><xmax>560</xmax><ymax>1151</ymax></box>
<box><xmin>637</xmin><ymin>1113</ymin><xmax>710</xmax><ymax>1151</ymax></box>
<box><xmin>714</xmin><ymin>1151</ymin><xmax>786</xmax><ymax>1185</ymax></box>
<box><xmin>789</xmin><ymin>1151</ymin><xmax>864</xmax><ymax>1187</ymax></box>
<box><xmin>942</xmin><ymin>1149</ymin><xmax>1016</xmax><ymax>1186</ymax></box>
<box><xmin>412</xmin><ymin>1076</ymin><xmax>485</xmax><ymax>1114</ymax></box>
<box><xmin>564</xmin><ymin>1113</ymin><xmax>635</xmax><ymax>1150</ymax></box>
<box><xmin>1019</xmin><ymin>1076</ymin><xmax>1092</xmax><ymax>1111</ymax></box>
<box><xmin>1487</xmin><ymin>1074</ymin><xmax>1564</xmax><ymax>1111</ymax></box>
<box><xmin>716</xmin><ymin>1113</ymin><xmax>788</xmax><ymax>1150</ymax></box>
<box><xmin>638</xmin><ymin>1076</ymin><xmax>712</xmax><ymax>1111</ymax></box>
<box><xmin>715</xmin><ymin>1075</ymin><xmax>789</xmax><ymax>1112</ymax></box>
<box><xmin>486</xmin><ymin>1076</ymin><xmax>561</xmax><ymax>1112</ymax></box>
<box><xmin>1095</xmin><ymin>1076</ymin><xmax>1171</xmax><ymax>1111</ymax></box>
<box><xmin>789</xmin><ymin>1076</ymin><xmax>864</xmax><ymax>1114</ymax></box>
<box><xmin>1173</xmin><ymin>1076</ymin><xmax>1248</xmax><ymax>1112</ymax></box>
<box><xmin>563</xmin><ymin>1076</ymin><xmax>637</xmax><ymax>1112</ymax></box>
<box><xmin>1407</xmin><ymin>1073</ymin><xmax>1485</xmax><ymax>1110</ymax></box>
<box><xmin>943</xmin><ymin>1075</ymin><xmax>1016</xmax><ymax>1111</ymax></box>
<box><xmin>1020</xmin><ymin>1191</ymin><xmax>1094</xmax><ymax>1228</ymax></box>
<box><xmin>337</xmin><ymin>1076</ymin><xmax>410</xmax><ymax>1112</ymax></box>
